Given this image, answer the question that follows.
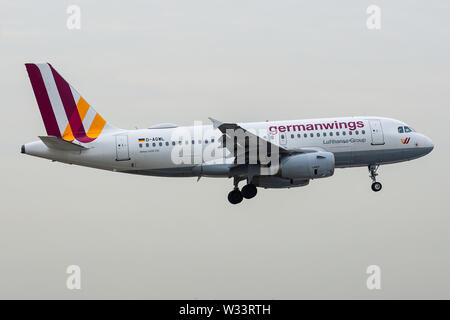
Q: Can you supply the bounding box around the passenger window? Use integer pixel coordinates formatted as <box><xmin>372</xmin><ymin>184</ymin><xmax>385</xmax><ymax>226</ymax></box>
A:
<box><xmin>172</xmin><ymin>141</ymin><xmax>176</xmax><ymax>146</ymax></box>
<box><xmin>304</xmin><ymin>133</ymin><xmax>307</xmax><ymax>138</ymax></box>
<box><xmin>152</xmin><ymin>143</ymin><xmax>156</xmax><ymax>147</ymax></box>
<box><xmin>310</xmin><ymin>133</ymin><xmax>314</xmax><ymax>137</ymax></box>
<box><xmin>297</xmin><ymin>134</ymin><xmax>301</xmax><ymax>138</ymax></box>
<box><xmin>281</xmin><ymin>134</ymin><xmax>285</xmax><ymax>139</ymax></box>
<box><xmin>342</xmin><ymin>131</ymin><xmax>346</xmax><ymax>136</ymax></box>
<box><xmin>291</xmin><ymin>134</ymin><xmax>294</xmax><ymax>139</ymax></box>
<box><xmin>398</xmin><ymin>127</ymin><xmax>404</xmax><ymax>133</ymax></box>
<box><xmin>165</xmin><ymin>142</ymin><xmax>169</xmax><ymax>146</ymax></box>
<box><xmin>317</xmin><ymin>133</ymin><xmax>320</xmax><ymax>137</ymax></box>
<box><xmin>139</xmin><ymin>143</ymin><xmax>142</xmax><ymax>148</ymax></box>
<box><xmin>330</xmin><ymin>132</ymin><xmax>333</xmax><ymax>136</ymax></box>
<box><xmin>349</xmin><ymin>131</ymin><xmax>352</xmax><ymax>135</ymax></box>
<box><xmin>146</xmin><ymin>143</ymin><xmax>149</xmax><ymax>147</ymax></box>
<box><xmin>362</xmin><ymin>130</ymin><xmax>365</xmax><ymax>134</ymax></box>
<box><xmin>323</xmin><ymin>132</ymin><xmax>326</xmax><ymax>137</ymax></box>
<box><xmin>211</xmin><ymin>138</ymin><xmax>215</xmax><ymax>143</ymax></box>
<box><xmin>205</xmin><ymin>140</ymin><xmax>208</xmax><ymax>144</ymax></box>
<box><xmin>192</xmin><ymin>140</ymin><xmax>195</xmax><ymax>144</ymax></box>
<box><xmin>336</xmin><ymin>132</ymin><xmax>340</xmax><ymax>136</ymax></box>
<box><xmin>355</xmin><ymin>130</ymin><xmax>359</xmax><ymax>135</ymax></box>
<box><xmin>404</xmin><ymin>126</ymin><xmax>412</xmax><ymax>133</ymax></box>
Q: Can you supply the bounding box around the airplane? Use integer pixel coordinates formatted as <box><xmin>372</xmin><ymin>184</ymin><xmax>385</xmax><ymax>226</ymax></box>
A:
<box><xmin>21</xmin><ymin>63</ymin><xmax>434</xmax><ymax>204</ymax></box>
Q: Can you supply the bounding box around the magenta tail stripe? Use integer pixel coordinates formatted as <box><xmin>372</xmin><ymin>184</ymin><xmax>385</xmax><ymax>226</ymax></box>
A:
<box><xmin>25</xmin><ymin>64</ymin><xmax>61</xmax><ymax>137</ymax></box>
<box><xmin>49</xmin><ymin>64</ymin><xmax>87</xmax><ymax>140</ymax></box>
<box><xmin>76</xmin><ymin>136</ymin><xmax>95</xmax><ymax>143</ymax></box>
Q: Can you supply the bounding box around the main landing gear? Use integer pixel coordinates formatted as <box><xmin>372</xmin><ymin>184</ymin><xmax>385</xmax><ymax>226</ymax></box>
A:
<box><xmin>228</xmin><ymin>189</ymin><xmax>243</xmax><ymax>204</ymax></box>
<box><xmin>228</xmin><ymin>177</ymin><xmax>258</xmax><ymax>204</ymax></box>
<box><xmin>369</xmin><ymin>165</ymin><xmax>382</xmax><ymax>192</ymax></box>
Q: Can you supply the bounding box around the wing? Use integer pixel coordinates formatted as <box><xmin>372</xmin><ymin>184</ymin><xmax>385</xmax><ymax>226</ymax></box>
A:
<box><xmin>209</xmin><ymin>117</ymin><xmax>296</xmax><ymax>165</ymax></box>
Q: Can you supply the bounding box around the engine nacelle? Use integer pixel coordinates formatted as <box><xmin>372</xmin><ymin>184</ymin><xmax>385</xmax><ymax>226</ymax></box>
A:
<box><xmin>280</xmin><ymin>152</ymin><xmax>335</xmax><ymax>179</ymax></box>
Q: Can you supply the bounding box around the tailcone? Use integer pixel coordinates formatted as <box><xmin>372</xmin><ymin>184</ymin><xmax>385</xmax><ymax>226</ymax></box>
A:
<box><xmin>21</xmin><ymin>140</ymin><xmax>52</xmax><ymax>159</ymax></box>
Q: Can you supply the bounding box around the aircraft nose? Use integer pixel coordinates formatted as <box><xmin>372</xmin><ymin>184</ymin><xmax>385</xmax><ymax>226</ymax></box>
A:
<box><xmin>423</xmin><ymin>136</ymin><xmax>434</xmax><ymax>154</ymax></box>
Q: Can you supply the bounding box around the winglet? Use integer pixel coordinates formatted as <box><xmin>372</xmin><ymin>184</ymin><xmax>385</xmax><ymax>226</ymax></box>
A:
<box><xmin>208</xmin><ymin>117</ymin><xmax>222</xmax><ymax>129</ymax></box>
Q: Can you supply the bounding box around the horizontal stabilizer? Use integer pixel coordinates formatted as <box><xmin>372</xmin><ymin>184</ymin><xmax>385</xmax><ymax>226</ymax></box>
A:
<box><xmin>39</xmin><ymin>136</ymin><xmax>87</xmax><ymax>151</ymax></box>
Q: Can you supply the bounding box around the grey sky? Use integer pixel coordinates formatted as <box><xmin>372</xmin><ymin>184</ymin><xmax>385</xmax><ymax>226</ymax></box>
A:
<box><xmin>0</xmin><ymin>0</ymin><xmax>449</xmax><ymax>299</ymax></box>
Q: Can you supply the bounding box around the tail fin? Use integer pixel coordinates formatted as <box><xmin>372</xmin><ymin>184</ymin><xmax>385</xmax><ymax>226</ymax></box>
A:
<box><xmin>25</xmin><ymin>63</ymin><xmax>116</xmax><ymax>143</ymax></box>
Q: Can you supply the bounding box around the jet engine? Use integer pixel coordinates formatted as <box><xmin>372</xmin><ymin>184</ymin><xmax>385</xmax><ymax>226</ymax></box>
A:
<box><xmin>280</xmin><ymin>152</ymin><xmax>335</xmax><ymax>180</ymax></box>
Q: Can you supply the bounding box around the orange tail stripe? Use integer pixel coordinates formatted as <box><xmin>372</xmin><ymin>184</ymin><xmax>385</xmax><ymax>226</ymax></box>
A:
<box><xmin>62</xmin><ymin>124</ymin><xmax>75</xmax><ymax>141</ymax></box>
<box><xmin>77</xmin><ymin>97</ymin><xmax>90</xmax><ymax>120</ymax></box>
<box><xmin>86</xmin><ymin>114</ymin><xmax>106</xmax><ymax>139</ymax></box>
<box><xmin>62</xmin><ymin>97</ymin><xmax>91</xmax><ymax>141</ymax></box>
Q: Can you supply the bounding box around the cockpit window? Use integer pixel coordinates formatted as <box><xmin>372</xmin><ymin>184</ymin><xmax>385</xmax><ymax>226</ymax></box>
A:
<box><xmin>404</xmin><ymin>126</ymin><xmax>413</xmax><ymax>133</ymax></box>
<box><xmin>398</xmin><ymin>126</ymin><xmax>404</xmax><ymax>133</ymax></box>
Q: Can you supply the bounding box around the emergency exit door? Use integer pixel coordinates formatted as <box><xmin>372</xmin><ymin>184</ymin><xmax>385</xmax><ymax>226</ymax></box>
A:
<box><xmin>115</xmin><ymin>135</ymin><xmax>130</xmax><ymax>161</ymax></box>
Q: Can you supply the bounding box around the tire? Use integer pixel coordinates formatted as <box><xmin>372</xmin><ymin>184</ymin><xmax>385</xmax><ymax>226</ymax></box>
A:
<box><xmin>371</xmin><ymin>182</ymin><xmax>382</xmax><ymax>192</ymax></box>
<box><xmin>228</xmin><ymin>189</ymin><xmax>243</xmax><ymax>204</ymax></box>
<box><xmin>241</xmin><ymin>184</ymin><xmax>257</xmax><ymax>199</ymax></box>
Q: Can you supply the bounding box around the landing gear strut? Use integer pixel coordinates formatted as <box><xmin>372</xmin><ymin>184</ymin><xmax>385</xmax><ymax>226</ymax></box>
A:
<box><xmin>227</xmin><ymin>177</ymin><xmax>258</xmax><ymax>204</ymax></box>
<box><xmin>369</xmin><ymin>165</ymin><xmax>382</xmax><ymax>192</ymax></box>
<box><xmin>228</xmin><ymin>176</ymin><xmax>243</xmax><ymax>204</ymax></box>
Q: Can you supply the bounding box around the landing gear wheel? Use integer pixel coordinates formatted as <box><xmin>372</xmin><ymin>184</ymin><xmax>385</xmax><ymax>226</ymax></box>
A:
<box><xmin>371</xmin><ymin>182</ymin><xmax>382</xmax><ymax>192</ymax></box>
<box><xmin>241</xmin><ymin>184</ymin><xmax>257</xmax><ymax>199</ymax></box>
<box><xmin>368</xmin><ymin>165</ymin><xmax>382</xmax><ymax>192</ymax></box>
<box><xmin>228</xmin><ymin>189</ymin><xmax>243</xmax><ymax>204</ymax></box>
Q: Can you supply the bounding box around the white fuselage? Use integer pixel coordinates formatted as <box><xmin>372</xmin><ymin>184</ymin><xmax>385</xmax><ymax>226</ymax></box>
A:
<box><xmin>23</xmin><ymin>116</ymin><xmax>434</xmax><ymax>179</ymax></box>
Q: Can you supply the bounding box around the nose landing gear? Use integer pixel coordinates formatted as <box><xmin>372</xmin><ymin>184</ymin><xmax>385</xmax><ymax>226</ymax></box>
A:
<box><xmin>371</xmin><ymin>181</ymin><xmax>382</xmax><ymax>192</ymax></box>
<box><xmin>369</xmin><ymin>165</ymin><xmax>382</xmax><ymax>192</ymax></box>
